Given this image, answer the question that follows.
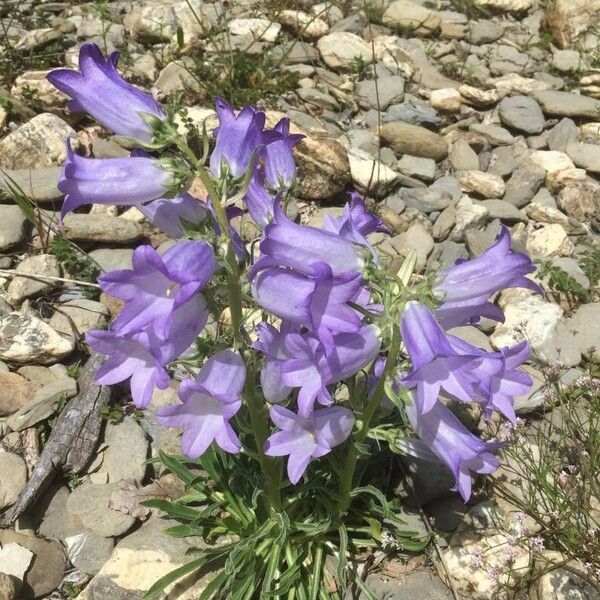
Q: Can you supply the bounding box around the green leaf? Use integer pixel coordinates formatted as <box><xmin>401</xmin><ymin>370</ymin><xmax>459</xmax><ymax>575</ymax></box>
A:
<box><xmin>336</xmin><ymin>524</ymin><xmax>348</xmax><ymax>588</ymax></box>
<box><xmin>143</xmin><ymin>555</ymin><xmax>207</xmax><ymax>600</ymax></box>
<box><xmin>141</xmin><ymin>499</ymin><xmax>201</xmax><ymax>521</ymax></box>
<box><xmin>0</xmin><ymin>170</ymin><xmax>37</xmax><ymax>224</ymax></box>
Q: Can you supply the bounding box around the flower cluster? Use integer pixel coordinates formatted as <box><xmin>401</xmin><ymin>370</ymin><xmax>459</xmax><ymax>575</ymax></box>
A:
<box><xmin>48</xmin><ymin>43</ymin><xmax>540</xmax><ymax>502</ymax></box>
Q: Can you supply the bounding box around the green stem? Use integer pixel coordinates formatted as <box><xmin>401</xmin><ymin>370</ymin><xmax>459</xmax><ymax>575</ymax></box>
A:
<box><xmin>174</xmin><ymin>135</ymin><xmax>281</xmax><ymax>513</ymax></box>
<box><xmin>336</xmin><ymin>325</ymin><xmax>401</xmax><ymax>514</ymax></box>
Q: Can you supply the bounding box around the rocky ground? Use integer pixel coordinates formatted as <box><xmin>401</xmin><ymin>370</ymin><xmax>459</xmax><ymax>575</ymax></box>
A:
<box><xmin>0</xmin><ymin>0</ymin><xmax>599</xmax><ymax>599</ymax></box>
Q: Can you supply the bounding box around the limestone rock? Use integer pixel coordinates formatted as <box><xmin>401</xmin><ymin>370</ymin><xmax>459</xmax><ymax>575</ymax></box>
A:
<box><xmin>450</xmin><ymin>196</ymin><xmax>489</xmax><ymax>241</ymax></box>
<box><xmin>530</xmin><ymin>151</ymin><xmax>575</xmax><ymax>173</ymax></box>
<box><xmin>62</xmin><ymin>213</ymin><xmax>144</xmax><ymax>243</ymax></box>
<box><xmin>6</xmin><ymin>254</ymin><xmax>61</xmax><ymax>305</ymax></box>
<box><xmin>348</xmin><ymin>148</ymin><xmax>399</xmax><ymax>197</ymax></box>
<box><xmin>526</xmin><ymin>223</ymin><xmax>574</xmax><ymax>257</ymax></box>
<box><xmin>0</xmin><ymin>370</ymin><xmax>37</xmax><ymax>417</ymax></box>
<box><xmin>0</xmin><ymin>572</ymin><xmax>17</xmax><ymax>600</ymax></box>
<box><xmin>533</xmin><ymin>90</ymin><xmax>600</xmax><ymax>119</ymax></box>
<box><xmin>228</xmin><ymin>18</ymin><xmax>281</xmax><ymax>42</ymax></box>
<box><xmin>101</xmin><ymin>418</ymin><xmax>149</xmax><ymax>484</ymax></box>
<box><xmin>430</xmin><ymin>88</ymin><xmax>462</xmax><ymax>112</ymax></box>
<box><xmin>0</xmin><ymin>205</ymin><xmax>27</xmax><ymax>252</ymax></box>
<box><xmin>567</xmin><ymin>303</ymin><xmax>600</xmax><ymax>363</ymax></box>
<box><xmin>317</xmin><ymin>32</ymin><xmax>371</xmax><ymax>70</ymax></box>
<box><xmin>278</xmin><ymin>10</ymin><xmax>329</xmax><ymax>40</ymax></box>
<box><xmin>545</xmin><ymin>0</ymin><xmax>600</xmax><ymax>48</ymax></box>
<box><xmin>48</xmin><ymin>299</ymin><xmax>109</xmax><ymax>338</ymax></box>
<box><xmin>557</xmin><ymin>181</ymin><xmax>600</xmax><ymax>221</ymax></box>
<box><xmin>66</xmin><ymin>483</ymin><xmax>136</xmax><ymax>538</ymax></box>
<box><xmin>380</xmin><ymin>122</ymin><xmax>448</xmax><ymax>160</ymax></box>
<box><xmin>0</xmin><ymin>313</ymin><xmax>75</xmax><ymax>364</ymax></box>
<box><xmin>0</xmin><ymin>113</ymin><xmax>75</xmax><ymax>169</ymax></box>
<box><xmin>498</xmin><ymin>95</ymin><xmax>545</xmax><ymax>134</ymax></box>
<box><xmin>295</xmin><ymin>137</ymin><xmax>351</xmax><ymax>199</ymax></box>
<box><xmin>0</xmin><ymin>452</ymin><xmax>27</xmax><ymax>510</ymax></box>
<box><xmin>0</xmin><ymin>167</ymin><xmax>62</xmax><ymax>203</ymax></box>
<box><xmin>565</xmin><ymin>141</ymin><xmax>600</xmax><ymax>173</ymax></box>
<box><xmin>11</xmin><ymin>70</ymin><xmax>68</xmax><ymax>109</ymax></box>
<box><xmin>457</xmin><ymin>170</ymin><xmax>506</xmax><ymax>199</ymax></box>
<box><xmin>474</xmin><ymin>0</ymin><xmax>532</xmax><ymax>11</ymax></box>
<box><xmin>382</xmin><ymin>1</ymin><xmax>442</xmax><ymax>36</ymax></box>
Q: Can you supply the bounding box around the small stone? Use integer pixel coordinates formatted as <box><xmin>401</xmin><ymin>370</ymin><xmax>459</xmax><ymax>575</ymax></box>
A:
<box><xmin>479</xmin><ymin>199</ymin><xmax>526</xmax><ymax>222</ymax></box>
<box><xmin>0</xmin><ymin>452</ymin><xmax>27</xmax><ymax>509</ymax></box>
<box><xmin>88</xmin><ymin>248</ymin><xmax>133</xmax><ymax>272</ymax></box>
<box><xmin>397</xmin><ymin>155</ymin><xmax>436</xmax><ymax>181</ymax></box>
<box><xmin>557</xmin><ymin>181</ymin><xmax>600</xmax><ymax>221</ymax></box>
<box><xmin>530</xmin><ymin>150</ymin><xmax>575</xmax><ymax>173</ymax></box>
<box><xmin>458</xmin><ymin>85</ymin><xmax>499</xmax><ymax>108</ymax></box>
<box><xmin>503</xmin><ymin>164</ymin><xmax>547</xmax><ymax>207</ymax></box>
<box><xmin>62</xmin><ymin>213</ymin><xmax>144</xmax><ymax>243</ymax></box>
<box><xmin>228</xmin><ymin>18</ymin><xmax>280</xmax><ymax>42</ymax></box>
<box><xmin>526</xmin><ymin>223</ymin><xmax>573</xmax><ymax>257</ymax></box>
<box><xmin>0</xmin><ymin>113</ymin><xmax>76</xmax><ymax>169</ymax></box>
<box><xmin>0</xmin><ymin>370</ymin><xmax>37</xmax><ymax>416</ymax></box>
<box><xmin>101</xmin><ymin>418</ymin><xmax>149</xmax><ymax>484</ymax></box>
<box><xmin>474</xmin><ymin>0</ymin><xmax>532</xmax><ymax>11</ymax></box>
<box><xmin>390</xmin><ymin>223</ymin><xmax>434</xmax><ymax>271</ymax></box>
<box><xmin>430</xmin><ymin>88</ymin><xmax>462</xmax><ymax>112</ymax></box>
<box><xmin>551</xmin><ymin>49</ymin><xmax>583</xmax><ymax>72</ymax></box>
<box><xmin>384</xmin><ymin>98</ymin><xmax>442</xmax><ymax>127</ymax></box>
<box><xmin>0</xmin><ymin>205</ymin><xmax>27</xmax><ymax>252</ymax></box>
<box><xmin>382</xmin><ymin>1</ymin><xmax>441</xmax><ymax>35</ymax></box>
<box><xmin>449</xmin><ymin>139</ymin><xmax>479</xmax><ymax>172</ymax></box>
<box><xmin>67</xmin><ymin>483</ymin><xmax>136</xmax><ymax>538</ymax></box>
<box><xmin>355</xmin><ymin>75</ymin><xmax>405</xmax><ymax>110</ymax></box>
<box><xmin>0</xmin><ymin>572</ymin><xmax>17</xmax><ymax>600</ymax></box>
<box><xmin>0</xmin><ymin>543</ymin><xmax>33</xmax><ymax>583</ymax></box>
<box><xmin>154</xmin><ymin>58</ymin><xmax>200</xmax><ymax>97</ymax></box>
<box><xmin>468</xmin><ymin>20</ymin><xmax>504</xmax><ymax>44</ymax></box>
<box><xmin>498</xmin><ymin>95</ymin><xmax>545</xmax><ymax>134</ymax></box>
<box><xmin>457</xmin><ymin>170</ymin><xmax>506</xmax><ymax>199</ymax></box>
<box><xmin>14</xmin><ymin>27</ymin><xmax>61</xmax><ymax>51</ymax></box>
<box><xmin>7</xmin><ymin>377</ymin><xmax>77</xmax><ymax>431</ymax></box>
<box><xmin>547</xmin><ymin>118</ymin><xmax>579</xmax><ymax>152</ymax></box>
<box><xmin>533</xmin><ymin>90</ymin><xmax>600</xmax><ymax>119</ymax></box>
<box><xmin>11</xmin><ymin>70</ymin><xmax>67</xmax><ymax>109</ymax></box>
<box><xmin>6</xmin><ymin>254</ymin><xmax>61</xmax><ymax>305</ymax></box>
<box><xmin>492</xmin><ymin>293</ymin><xmax>580</xmax><ymax>366</ymax></box>
<box><xmin>400</xmin><ymin>188</ymin><xmax>453</xmax><ymax>213</ymax></box>
<box><xmin>450</xmin><ymin>196</ymin><xmax>489</xmax><ymax>241</ymax></box>
<box><xmin>380</xmin><ymin>122</ymin><xmax>448</xmax><ymax>160</ymax></box>
<box><xmin>65</xmin><ymin>532</ymin><xmax>115</xmax><ymax>576</ymax></box>
<box><xmin>470</xmin><ymin>123</ymin><xmax>515</xmax><ymax>146</ymax></box>
<box><xmin>0</xmin><ymin>530</ymin><xmax>66</xmax><ymax>598</ymax></box>
<box><xmin>317</xmin><ymin>32</ymin><xmax>371</xmax><ymax>70</ymax></box>
<box><xmin>295</xmin><ymin>137</ymin><xmax>351</xmax><ymax>199</ymax></box>
<box><xmin>0</xmin><ymin>167</ymin><xmax>62</xmax><ymax>203</ymax></box>
<box><xmin>0</xmin><ymin>313</ymin><xmax>75</xmax><ymax>364</ymax></box>
<box><xmin>48</xmin><ymin>299</ymin><xmax>109</xmax><ymax>338</ymax></box>
<box><xmin>565</xmin><ymin>141</ymin><xmax>600</xmax><ymax>173</ymax></box>
<box><xmin>433</xmin><ymin>204</ymin><xmax>457</xmax><ymax>241</ymax></box>
<box><xmin>278</xmin><ymin>10</ymin><xmax>329</xmax><ymax>40</ymax></box>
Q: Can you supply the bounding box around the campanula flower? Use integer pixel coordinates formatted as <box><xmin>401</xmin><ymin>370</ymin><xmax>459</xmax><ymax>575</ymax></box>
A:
<box><xmin>244</xmin><ymin>169</ymin><xmax>278</xmax><ymax>228</ymax></box>
<box><xmin>264</xmin><ymin>405</ymin><xmax>355</xmax><ymax>484</ymax></box>
<box><xmin>86</xmin><ymin>296</ymin><xmax>207</xmax><ymax>408</ymax></box>
<box><xmin>157</xmin><ymin>349</ymin><xmax>246</xmax><ymax>457</ymax></box>
<box><xmin>252</xmin><ymin>203</ymin><xmax>366</xmax><ymax>279</ymax></box>
<box><xmin>401</xmin><ymin>301</ymin><xmax>480</xmax><ymax>413</ymax></box>
<box><xmin>254</xmin><ymin>322</ymin><xmax>381</xmax><ymax>415</ymax></box>
<box><xmin>323</xmin><ymin>192</ymin><xmax>388</xmax><ymax>242</ymax></box>
<box><xmin>99</xmin><ymin>241</ymin><xmax>216</xmax><ymax>339</ymax></box>
<box><xmin>47</xmin><ymin>43</ymin><xmax>165</xmax><ymax>144</ymax></box>
<box><xmin>434</xmin><ymin>226</ymin><xmax>541</xmax><ymax>328</ymax></box>
<box><xmin>58</xmin><ymin>143</ymin><xmax>180</xmax><ymax>220</ymax></box>
<box><xmin>137</xmin><ymin>193</ymin><xmax>209</xmax><ymax>238</ymax></box>
<box><xmin>263</xmin><ymin>117</ymin><xmax>304</xmax><ymax>191</ymax></box>
<box><xmin>406</xmin><ymin>399</ymin><xmax>501</xmax><ymax>501</ymax></box>
<box><xmin>252</xmin><ymin>262</ymin><xmax>363</xmax><ymax>352</ymax></box>
<box><xmin>210</xmin><ymin>98</ymin><xmax>268</xmax><ymax>179</ymax></box>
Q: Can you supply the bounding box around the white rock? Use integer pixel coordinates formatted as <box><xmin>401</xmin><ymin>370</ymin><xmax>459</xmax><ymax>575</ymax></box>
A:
<box><xmin>529</xmin><ymin>151</ymin><xmax>575</xmax><ymax>173</ymax></box>
<box><xmin>278</xmin><ymin>10</ymin><xmax>329</xmax><ymax>39</ymax></box>
<box><xmin>317</xmin><ymin>32</ymin><xmax>372</xmax><ymax>70</ymax></box>
<box><xmin>382</xmin><ymin>1</ymin><xmax>442</xmax><ymax>35</ymax></box>
<box><xmin>492</xmin><ymin>292</ymin><xmax>581</xmax><ymax>366</ymax></box>
<box><xmin>0</xmin><ymin>313</ymin><xmax>75</xmax><ymax>364</ymax></box>
<box><xmin>11</xmin><ymin>70</ymin><xmax>68</xmax><ymax>109</ymax></box>
<box><xmin>474</xmin><ymin>0</ymin><xmax>533</xmax><ymax>12</ymax></box>
<box><xmin>430</xmin><ymin>88</ymin><xmax>462</xmax><ymax>112</ymax></box>
<box><xmin>526</xmin><ymin>223</ymin><xmax>574</xmax><ymax>257</ymax></box>
<box><xmin>0</xmin><ymin>542</ymin><xmax>33</xmax><ymax>581</ymax></box>
<box><xmin>458</xmin><ymin>85</ymin><xmax>500</xmax><ymax>107</ymax></box>
<box><xmin>347</xmin><ymin>148</ymin><xmax>399</xmax><ymax>197</ymax></box>
<box><xmin>0</xmin><ymin>452</ymin><xmax>27</xmax><ymax>509</ymax></box>
<box><xmin>492</xmin><ymin>73</ymin><xmax>550</xmax><ymax>95</ymax></box>
<box><xmin>228</xmin><ymin>18</ymin><xmax>281</xmax><ymax>42</ymax></box>
<box><xmin>458</xmin><ymin>170</ymin><xmax>506</xmax><ymax>198</ymax></box>
<box><xmin>0</xmin><ymin>113</ymin><xmax>76</xmax><ymax>170</ymax></box>
<box><xmin>450</xmin><ymin>196</ymin><xmax>489</xmax><ymax>241</ymax></box>
<box><xmin>6</xmin><ymin>254</ymin><xmax>61</xmax><ymax>305</ymax></box>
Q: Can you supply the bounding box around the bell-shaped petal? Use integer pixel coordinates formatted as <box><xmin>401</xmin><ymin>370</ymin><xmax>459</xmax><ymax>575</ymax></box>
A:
<box><xmin>254</xmin><ymin>322</ymin><xmax>381</xmax><ymax>415</ymax></box>
<box><xmin>434</xmin><ymin>226</ymin><xmax>541</xmax><ymax>328</ymax></box>
<box><xmin>254</xmin><ymin>202</ymin><xmax>366</xmax><ymax>278</ymax></box>
<box><xmin>323</xmin><ymin>191</ymin><xmax>388</xmax><ymax>240</ymax></box>
<box><xmin>244</xmin><ymin>169</ymin><xmax>277</xmax><ymax>228</ymax></box>
<box><xmin>157</xmin><ymin>349</ymin><xmax>245</xmax><ymax>457</ymax></box>
<box><xmin>265</xmin><ymin>404</ymin><xmax>355</xmax><ymax>484</ymax></box>
<box><xmin>406</xmin><ymin>399</ymin><xmax>501</xmax><ymax>501</ymax></box>
<box><xmin>138</xmin><ymin>193</ymin><xmax>209</xmax><ymax>238</ymax></box>
<box><xmin>401</xmin><ymin>302</ymin><xmax>480</xmax><ymax>413</ymax></box>
<box><xmin>252</xmin><ymin>262</ymin><xmax>363</xmax><ymax>351</ymax></box>
<box><xmin>47</xmin><ymin>43</ymin><xmax>165</xmax><ymax>143</ymax></box>
<box><xmin>209</xmin><ymin>98</ymin><xmax>267</xmax><ymax>179</ymax></box>
<box><xmin>99</xmin><ymin>241</ymin><xmax>215</xmax><ymax>339</ymax></box>
<box><xmin>58</xmin><ymin>143</ymin><xmax>174</xmax><ymax>220</ymax></box>
<box><xmin>263</xmin><ymin>118</ymin><xmax>304</xmax><ymax>191</ymax></box>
